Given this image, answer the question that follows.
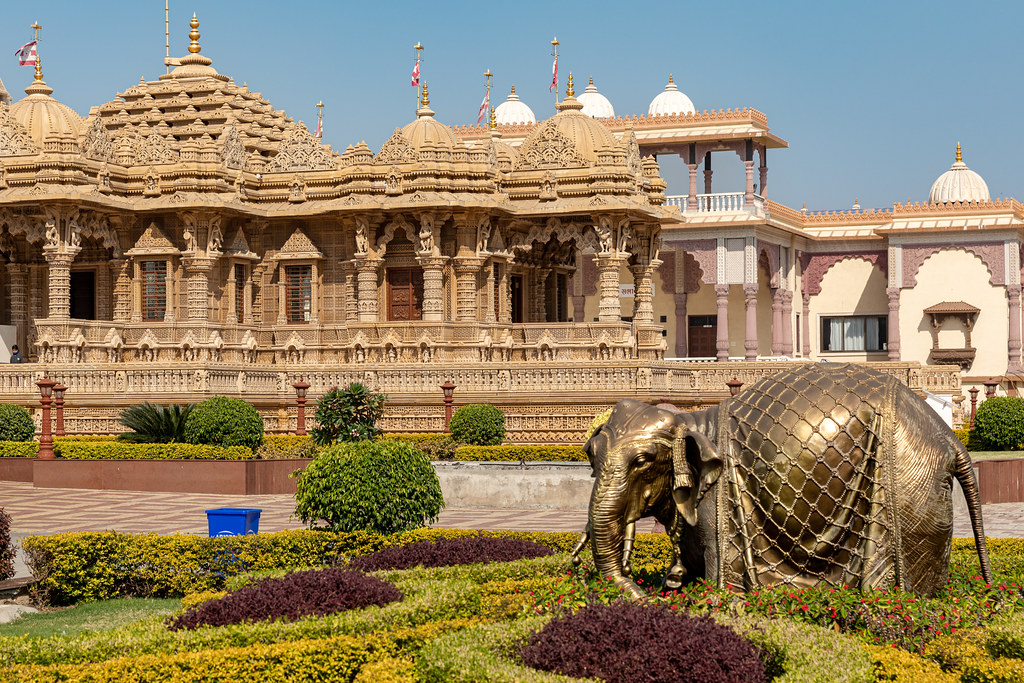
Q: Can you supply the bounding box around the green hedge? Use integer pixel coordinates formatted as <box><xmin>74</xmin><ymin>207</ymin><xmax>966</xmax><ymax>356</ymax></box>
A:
<box><xmin>55</xmin><ymin>441</ymin><xmax>252</xmax><ymax>460</ymax></box>
<box><xmin>454</xmin><ymin>445</ymin><xmax>587</xmax><ymax>462</ymax></box>
<box><xmin>20</xmin><ymin>528</ymin><xmax>668</xmax><ymax>605</ymax></box>
<box><xmin>0</xmin><ymin>441</ymin><xmax>39</xmax><ymax>457</ymax></box>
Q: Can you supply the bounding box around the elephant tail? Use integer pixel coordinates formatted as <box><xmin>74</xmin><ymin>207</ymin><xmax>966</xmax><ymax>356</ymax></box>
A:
<box><xmin>953</xmin><ymin>440</ymin><xmax>993</xmax><ymax>585</ymax></box>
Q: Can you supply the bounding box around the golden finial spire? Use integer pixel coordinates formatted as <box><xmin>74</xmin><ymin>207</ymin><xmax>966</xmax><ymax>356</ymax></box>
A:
<box><xmin>956</xmin><ymin>141</ymin><xmax>962</xmax><ymax>163</ymax></box>
<box><xmin>510</xmin><ymin>84</ymin><xmax>516</xmax><ymax>95</ymax></box>
<box><xmin>188</xmin><ymin>13</ymin><xmax>201</xmax><ymax>54</ymax></box>
<box><xmin>588</xmin><ymin>76</ymin><xmax>594</xmax><ymax>86</ymax></box>
<box><xmin>566</xmin><ymin>73</ymin><xmax>575</xmax><ymax>98</ymax></box>
<box><xmin>489</xmin><ymin>106</ymin><xmax>496</xmax><ymax>129</ymax></box>
<box><xmin>421</xmin><ymin>84</ymin><xmax>429</xmax><ymax>108</ymax></box>
<box><xmin>669</xmin><ymin>73</ymin><xmax>674</xmax><ymax>84</ymax></box>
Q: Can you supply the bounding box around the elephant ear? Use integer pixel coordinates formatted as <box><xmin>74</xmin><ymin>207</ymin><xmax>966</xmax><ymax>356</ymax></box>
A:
<box><xmin>670</xmin><ymin>422</ymin><xmax>722</xmax><ymax>526</ymax></box>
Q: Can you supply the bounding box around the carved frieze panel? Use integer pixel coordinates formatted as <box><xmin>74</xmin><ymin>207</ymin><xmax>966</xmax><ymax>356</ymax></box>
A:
<box><xmin>0</xmin><ymin>105</ymin><xmax>39</xmax><ymax>157</ymax></box>
<box><xmin>375</xmin><ymin>128</ymin><xmax>418</xmax><ymax>164</ymax></box>
<box><xmin>80</xmin><ymin>116</ymin><xmax>112</xmax><ymax>161</ymax></box>
<box><xmin>515</xmin><ymin>121</ymin><xmax>590</xmax><ymax>170</ymax></box>
<box><xmin>266</xmin><ymin>124</ymin><xmax>335</xmax><ymax>172</ymax></box>
<box><xmin>277</xmin><ymin>228</ymin><xmax>323</xmax><ymax>260</ymax></box>
<box><xmin>220</xmin><ymin>124</ymin><xmax>247</xmax><ymax>170</ymax></box>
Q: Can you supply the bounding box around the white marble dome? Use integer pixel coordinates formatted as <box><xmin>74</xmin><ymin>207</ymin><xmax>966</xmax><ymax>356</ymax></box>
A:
<box><xmin>494</xmin><ymin>86</ymin><xmax>536</xmax><ymax>125</ymax></box>
<box><xmin>648</xmin><ymin>75</ymin><xmax>695</xmax><ymax>116</ymax></box>
<box><xmin>928</xmin><ymin>144</ymin><xmax>990</xmax><ymax>204</ymax></box>
<box><xmin>577</xmin><ymin>77</ymin><xmax>614</xmax><ymax>118</ymax></box>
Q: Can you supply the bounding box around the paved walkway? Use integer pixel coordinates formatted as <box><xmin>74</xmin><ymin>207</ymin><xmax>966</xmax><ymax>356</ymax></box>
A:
<box><xmin>2</xmin><ymin>482</ymin><xmax>1020</xmax><ymax>579</ymax></box>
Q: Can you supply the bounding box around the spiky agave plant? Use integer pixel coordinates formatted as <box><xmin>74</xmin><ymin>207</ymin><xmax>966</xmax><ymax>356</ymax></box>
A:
<box><xmin>117</xmin><ymin>402</ymin><xmax>195</xmax><ymax>443</ymax></box>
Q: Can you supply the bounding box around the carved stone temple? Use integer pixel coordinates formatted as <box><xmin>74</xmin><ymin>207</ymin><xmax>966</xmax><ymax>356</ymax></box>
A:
<box><xmin>0</xmin><ymin>17</ymin><xmax>986</xmax><ymax>439</ymax></box>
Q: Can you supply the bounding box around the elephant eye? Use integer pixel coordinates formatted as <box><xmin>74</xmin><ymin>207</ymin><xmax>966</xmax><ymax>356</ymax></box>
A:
<box><xmin>633</xmin><ymin>454</ymin><xmax>652</xmax><ymax>467</ymax></box>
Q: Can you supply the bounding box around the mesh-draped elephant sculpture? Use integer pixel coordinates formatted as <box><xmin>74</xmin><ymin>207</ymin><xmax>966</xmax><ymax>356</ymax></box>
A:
<box><xmin>571</xmin><ymin>363</ymin><xmax>992</xmax><ymax>598</ymax></box>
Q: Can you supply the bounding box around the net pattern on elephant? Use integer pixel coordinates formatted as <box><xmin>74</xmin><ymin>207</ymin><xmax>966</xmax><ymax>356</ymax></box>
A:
<box><xmin>716</xmin><ymin>363</ymin><xmax>901</xmax><ymax>591</ymax></box>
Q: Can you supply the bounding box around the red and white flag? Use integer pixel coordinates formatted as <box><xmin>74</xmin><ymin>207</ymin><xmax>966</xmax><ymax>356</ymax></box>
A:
<box><xmin>549</xmin><ymin>56</ymin><xmax>558</xmax><ymax>92</ymax></box>
<box><xmin>314</xmin><ymin>117</ymin><xmax>323</xmax><ymax>139</ymax></box>
<box><xmin>14</xmin><ymin>40</ymin><xmax>37</xmax><ymax>66</ymax></box>
<box><xmin>476</xmin><ymin>90</ymin><xmax>489</xmax><ymax>124</ymax></box>
<box><xmin>410</xmin><ymin>60</ymin><xmax>420</xmax><ymax>87</ymax></box>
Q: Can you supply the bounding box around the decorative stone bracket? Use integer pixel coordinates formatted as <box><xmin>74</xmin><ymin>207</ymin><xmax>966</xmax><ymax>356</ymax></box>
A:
<box><xmin>924</xmin><ymin>301</ymin><xmax>979</xmax><ymax>370</ymax></box>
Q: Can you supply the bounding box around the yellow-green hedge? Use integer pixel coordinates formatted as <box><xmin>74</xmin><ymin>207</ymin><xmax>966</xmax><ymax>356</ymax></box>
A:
<box><xmin>21</xmin><ymin>528</ymin><xmax>670</xmax><ymax>605</ymax></box>
<box><xmin>53</xmin><ymin>441</ymin><xmax>253</xmax><ymax>460</ymax></box>
<box><xmin>0</xmin><ymin>440</ymin><xmax>39</xmax><ymax>457</ymax></box>
<box><xmin>454</xmin><ymin>445</ymin><xmax>587</xmax><ymax>462</ymax></box>
<box><xmin>866</xmin><ymin>644</ymin><xmax>959</xmax><ymax>682</ymax></box>
<box><xmin>923</xmin><ymin>629</ymin><xmax>1024</xmax><ymax>683</ymax></box>
<box><xmin>382</xmin><ymin>433</ymin><xmax>453</xmax><ymax>444</ymax></box>
<box><xmin>9</xmin><ymin>622</ymin><xmax>460</xmax><ymax>683</ymax></box>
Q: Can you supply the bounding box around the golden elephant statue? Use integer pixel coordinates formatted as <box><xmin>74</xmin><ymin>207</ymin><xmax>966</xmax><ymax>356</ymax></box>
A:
<box><xmin>571</xmin><ymin>363</ymin><xmax>992</xmax><ymax>598</ymax></box>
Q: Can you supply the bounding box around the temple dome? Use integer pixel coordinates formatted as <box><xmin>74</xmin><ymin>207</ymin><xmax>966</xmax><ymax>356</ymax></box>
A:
<box><xmin>520</xmin><ymin>76</ymin><xmax>618</xmax><ymax>165</ymax></box>
<box><xmin>928</xmin><ymin>144</ymin><xmax>990</xmax><ymax>203</ymax></box>
<box><xmin>494</xmin><ymin>86</ymin><xmax>536</xmax><ymax>125</ymax></box>
<box><xmin>400</xmin><ymin>87</ymin><xmax>459</xmax><ymax>151</ymax></box>
<box><xmin>648</xmin><ymin>75</ymin><xmax>695</xmax><ymax>116</ymax></box>
<box><xmin>577</xmin><ymin>77</ymin><xmax>614</xmax><ymax>118</ymax></box>
<box><xmin>8</xmin><ymin>74</ymin><xmax>82</xmax><ymax>145</ymax></box>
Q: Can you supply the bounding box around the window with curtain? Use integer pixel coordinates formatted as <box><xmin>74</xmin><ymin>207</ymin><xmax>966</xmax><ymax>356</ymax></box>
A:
<box><xmin>821</xmin><ymin>315</ymin><xmax>886</xmax><ymax>352</ymax></box>
<box><xmin>140</xmin><ymin>260</ymin><xmax>167</xmax><ymax>321</ymax></box>
<box><xmin>285</xmin><ymin>264</ymin><xmax>312</xmax><ymax>323</ymax></box>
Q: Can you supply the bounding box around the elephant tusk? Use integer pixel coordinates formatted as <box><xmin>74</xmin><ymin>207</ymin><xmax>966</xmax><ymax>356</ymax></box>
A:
<box><xmin>570</xmin><ymin>523</ymin><xmax>590</xmax><ymax>567</ymax></box>
<box><xmin>621</xmin><ymin>521</ymin><xmax>636</xmax><ymax>576</ymax></box>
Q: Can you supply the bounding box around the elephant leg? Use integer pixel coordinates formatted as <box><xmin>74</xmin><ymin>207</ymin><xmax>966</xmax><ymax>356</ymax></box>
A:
<box><xmin>570</xmin><ymin>523</ymin><xmax>590</xmax><ymax>567</ymax></box>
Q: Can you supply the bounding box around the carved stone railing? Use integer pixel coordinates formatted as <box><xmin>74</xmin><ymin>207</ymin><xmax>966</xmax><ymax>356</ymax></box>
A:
<box><xmin>664</xmin><ymin>192</ymin><xmax>762</xmax><ymax>216</ymax></box>
<box><xmin>0</xmin><ymin>360</ymin><xmax>962</xmax><ymax>442</ymax></box>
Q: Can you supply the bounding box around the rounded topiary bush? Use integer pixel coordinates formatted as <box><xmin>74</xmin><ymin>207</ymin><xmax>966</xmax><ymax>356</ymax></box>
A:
<box><xmin>294</xmin><ymin>440</ymin><xmax>444</xmax><ymax>534</ymax></box>
<box><xmin>167</xmin><ymin>568</ymin><xmax>401</xmax><ymax>630</ymax></box>
<box><xmin>974</xmin><ymin>395</ymin><xmax>1024</xmax><ymax>450</ymax></box>
<box><xmin>0</xmin><ymin>403</ymin><xmax>35</xmax><ymax>442</ymax></box>
<box><xmin>520</xmin><ymin>602</ymin><xmax>766</xmax><ymax>683</ymax></box>
<box><xmin>449</xmin><ymin>403</ymin><xmax>506</xmax><ymax>446</ymax></box>
<box><xmin>0</xmin><ymin>508</ymin><xmax>14</xmax><ymax>581</ymax></box>
<box><xmin>183</xmin><ymin>396</ymin><xmax>264</xmax><ymax>450</ymax></box>
<box><xmin>347</xmin><ymin>536</ymin><xmax>553</xmax><ymax>572</ymax></box>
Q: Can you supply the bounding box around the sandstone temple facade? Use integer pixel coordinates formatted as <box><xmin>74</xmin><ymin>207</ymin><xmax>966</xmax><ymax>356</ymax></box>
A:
<box><xmin>0</xmin><ymin>17</ymin><xmax>1005</xmax><ymax>438</ymax></box>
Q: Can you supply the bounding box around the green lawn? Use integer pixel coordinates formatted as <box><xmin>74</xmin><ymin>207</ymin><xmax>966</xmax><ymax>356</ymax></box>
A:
<box><xmin>0</xmin><ymin>598</ymin><xmax>180</xmax><ymax>639</ymax></box>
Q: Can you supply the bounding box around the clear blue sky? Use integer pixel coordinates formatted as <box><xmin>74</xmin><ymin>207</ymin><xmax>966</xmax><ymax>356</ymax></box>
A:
<box><xmin>1</xmin><ymin>1</ymin><xmax>1020</xmax><ymax>211</ymax></box>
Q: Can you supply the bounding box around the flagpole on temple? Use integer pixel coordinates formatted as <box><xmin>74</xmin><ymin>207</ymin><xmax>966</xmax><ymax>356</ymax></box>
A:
<box><xmin>413</xmin><ymin>42</ymin><xmax>424</xmax><ymax>112</ymax></box>
<box><xmin>479</xmin><ymin>69</ymin><xmax>492</xmax><ymax>125</ymax></box>
<box><xmin>30</xmin><ymin>22</ymin><xmax>42</xmax><ymax>80</ymax></box>
<box><xmin>315</xmin><ymin>101</ymin><xmax>324</xmax><ymax>139</ymax></box>
<box><xmin>550</xmin><ymin>37</ymin><xmax>559</xmax><ymax>107</ymax></box>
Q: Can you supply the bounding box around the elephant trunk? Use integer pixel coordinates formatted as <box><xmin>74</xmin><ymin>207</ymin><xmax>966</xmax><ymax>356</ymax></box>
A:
<box><xmin>954</xmin><ymin>441</ymin><xmax>993</xmax><ymax>584</ymax></box>
<box><xmin>589</xmin><ymin>474</ymin><xmax>646</xmax><ymax>600</ymax></box>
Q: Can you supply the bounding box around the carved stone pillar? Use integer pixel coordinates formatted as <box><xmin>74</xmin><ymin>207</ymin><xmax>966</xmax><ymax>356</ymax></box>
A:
<box><xmin>417</xmin><ymin>256</ymin><xmax>447</xmax><ymax>322</ymax></box>
<box><xmin>498</xmin><ymin>258</ymin><xmax>512</xmax><ymax>324</ymax></box>
<box><xmin>886</xmin><ymin>286</ymin><xmax>900</xmax><ymax>361</ymax></box>
<box><xmin>44</xmin><ymin>251</ymin><xmax>75</xmax><ymax>319</ymax></box>
<box><xmin>759</xmin><ymin>164</ymin><xmax>768</xmax><ymax>199</ymax></box>
<box><xmin>781</xmin><ymin>290</ymin><xmax>794</xmax><ymax>356</ymax></box>
<box><xmin>771</xmin><ymin>288</ymin><xmax>783</xmax><ymax>355</ymax></box>
<box><xmin>96</xmin><ymin>260</ymin><xmax>112</xmax><ymax>321</ymax></box>
<box><xmin>703</xmin><ymin>152</ymin><xmax>713</xmax><ymax>195</ymax></box>
<box><xmin>6</xmin><ymin>264</ymin><xmax>28</xmax><ymax>350</ymax></box>
<box><xmin>743</xmin><ymin>283</ymin><xmax>758</xmax><ymax>360</ymax></box>
<box><xmin>454</xmin><ymin>257</ymin><xmax>484</xmax><ymax>322</ymax></box>
<box><xmin>687</xmin><ymin>163</ymin><xmax>699</xmax><ymax>210</ymax></box>
<box><xmin>341</xmin><ymin>261</ymin><xmax>357</xmax><ymax>323</ymax></box>
<box><xmin>483</xmin><ymin>260</ymin><xmax>496</xmax><ymax>324</ymax></box>
<box><xmin>130</xmin><ymin>260</ymin><xmax>143</xmax><ymax>323</ymax></box>
<box><xmin>715</xmin><ymin>284</ymin><xmax>730</xmax><ymax>362</ymax></box>
<box><xmin>183</xmin><ymin>256</ymin><xmax>214</xmax><ymax>321</ymax></box>
<box><xmin>631</xmin><ymin>261</ymin><xmax>658</xmax><ymax>325</ymax></box>
<box><xmin>572</xmin><ymin>294</ymin><xmax>586</xmax><ymax>323</ymax></box>
<box><xmin>744</xmin><ymin>160</ymin><xmax>756</xmax><ymax>206</ymax></box>
<box><xmin>801</xmin><ymin>292</ymin><xmax>812</xmax><ymax>357</ymax></box>
<box><xmin>532</xmin><ymin>267</ymin><xmax>551</xmax><ymax>322</ymax></box>
<box><xmin>356</xmin><ymin>258</ymin><xmax>383</xmax><ymax>322</ymax></box>
<box><xmin>596</xmin><ymin>255</ymin><xmax>624</xmax><ymax>322</ymax></box>
<box><xmin>243</xmin><ymin>269</ymin><xmax>254</xmax><ymax>324</ymax></box>
<box><xmin>1008</xmin><ymin>284</ymin><xmax>1022</xmax><ymax>373</ymax></box>
<box><xmin>675</xmin><ymin>291</ymin><xmax>688</xmax><ymax>357</ymax></box>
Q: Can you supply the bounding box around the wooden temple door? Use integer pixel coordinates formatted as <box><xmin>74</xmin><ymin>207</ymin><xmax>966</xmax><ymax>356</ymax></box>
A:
<box><xmin>687</xmin><ymin>315</ymin><xmax>717</xmax><ymax>357</ymax></box>
<box><xmin>510</xmin><ymin>274</ymin><xmax>524</xmax><ymax>323</ymax></box>
<box><xmin>387</xmin><ymin>267</ymin><xmax>424</xmax><ymax>321</ymax></box>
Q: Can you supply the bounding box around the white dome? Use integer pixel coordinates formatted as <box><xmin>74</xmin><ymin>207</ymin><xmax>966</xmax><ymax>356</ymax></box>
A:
<box><xmin>494</xmin><ymin>86</ymin><xmax>536</xmax><ymax>125</ymax></box>
<box><xmin>648</xmin><ymin>75</ymin><xmax>695</xmax><ymax>116</ymax></box>
<box><xmin>929</xmin><ymin>144</ymin><xmax>990</xmax><ymax>204</ymax></box>
<box><xmin>577</xmin><ymin>77</ymin><xmax>614</xmax><ymax>118</ymax></box>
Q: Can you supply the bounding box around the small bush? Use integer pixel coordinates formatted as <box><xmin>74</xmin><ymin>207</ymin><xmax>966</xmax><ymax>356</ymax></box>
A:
<box><xmin>294</xmin><ymin>440</ymin><xmax>444</xmax><ymax>534</ymax></box>
<box><xmin>974</xmin><ymin>396</ymin><xmax>1024</xmax><ymax>450</ymax></box>
<box><xmin>183</xmin><ymin>396</ymin><xmax>264</xmax><ymax>450</ymax></box>
<box><xmin>454</xmin><ymin>444</ymin><xmax>587</xmax><ymax>462</ymax></box>
<box><xmin>167</xmin><ymin>567</ymin><xmax>402</xmax><ymax>630</ymax></box>
<box><xmin>520</xmin><ymin>602</ymin><xmax>766</xmax><ymax>683</ymax></box>
<box><xmin>255</xmin><ymin>434</ymin><xmax>321</xmax><ymax>459</ymax></box>
<box><xmin>448</xmin><ymin>404</ymin><xmax>506</xmax><ymax>446</ymax></box>
<box><xmin>117</xmin><ymin>402</ymin><xmax>194</xmax><ymax>443</ymax></box>
<box><xmin>0</xmin><ymin>403</ymin><xmax>35</xmax><ymax>442</ymax></box>
<box><xmin>347</xmin><ymin>536</ymin><xmax>553</xmax><ymax>572</ymax></box>
<box><xmin>312</xmin><ymin>383</ymin><xmax>387</xmax><ymax>445</ymax></box>
<box><xmin>586</xmin><ymin>407</ymin><xmax>614</xmax><ymax>441</ymax></box>
<box><xmin>0</xmin><ymin>440</ymin><xmax>39</xmax><ymax>457</ymax></box>
<box><xmin>0</xmin><ymin>507</ymin><xmax>14</xmax><ymax>580</ymax></box>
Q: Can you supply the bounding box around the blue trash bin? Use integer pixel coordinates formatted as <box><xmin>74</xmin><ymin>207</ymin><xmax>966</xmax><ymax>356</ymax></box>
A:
<box><xmin>205</xmin><ymin>508</ymin><xmax>262</xmax><ymax>537</ymax></box>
